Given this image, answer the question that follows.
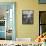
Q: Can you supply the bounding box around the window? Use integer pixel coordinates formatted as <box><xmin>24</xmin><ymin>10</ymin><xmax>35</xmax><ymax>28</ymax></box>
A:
<box><xmin>39</xmin><ymin>11</ymin><xmax>46</xmax><ymax>35</ymax></box>
<box><xmin>39</xmin><ymin>0</ymin><xmax>46</xmax><ymax>4</ymax></box>
<box><xmin>0</xmin><ymin>2</ymin><xmax>16</xmax><ymax>40</ymax></box>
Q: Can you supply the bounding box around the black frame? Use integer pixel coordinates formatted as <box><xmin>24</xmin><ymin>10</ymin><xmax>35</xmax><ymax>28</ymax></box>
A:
<box><xmin>39</xmin><ymin>13</ymin><xmax>40</xmax><ymax>36</ymax></box>
<box><xmin>22</xmin><ymin>10</ymin><xmax>34</xmax><ymax>24</ymax></box>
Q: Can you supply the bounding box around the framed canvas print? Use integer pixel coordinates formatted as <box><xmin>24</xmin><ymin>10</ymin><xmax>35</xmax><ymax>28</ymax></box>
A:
<box><xmin>0</xmin><ymin>2</ymin><xmax>16</xmax><ymax>40</ymax></box>
<box><xmin>39</xmin><ymin>0</ymin><xmax>46</xmax><ymax>4</ymax></box>
<box><xmin>22</xmin><ymin>10</ymin><xmax>33</xmax><ymax>24</ymax></box>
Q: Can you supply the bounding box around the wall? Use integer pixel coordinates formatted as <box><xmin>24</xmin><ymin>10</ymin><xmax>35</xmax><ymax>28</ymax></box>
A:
<box><xmin>0</xmin><ymin>0</ymin><xmax>46</xmax><ymax>41</ymax></box>
<box><xmin>16</xmin><ymin>0</ymin><xmax>39</xmax><ymax>40</ymax></box>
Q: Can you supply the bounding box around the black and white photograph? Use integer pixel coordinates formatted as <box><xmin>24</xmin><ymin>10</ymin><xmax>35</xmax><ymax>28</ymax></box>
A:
<box><xmin>22</xmin><ymin>10</ymin><xmax>33</xmax><ymax>24</ymax></box>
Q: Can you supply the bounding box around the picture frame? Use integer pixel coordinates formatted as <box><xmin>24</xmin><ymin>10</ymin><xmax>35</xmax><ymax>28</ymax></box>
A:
<box><xmin>22</xmin><ymin>10</ymin><xmax>34</xmax><ymax>24</ymax></box>
<box><xmin>39</xmin><ymin>0</ymin><xmax>46</xmax><ymax>4</ymax></box>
